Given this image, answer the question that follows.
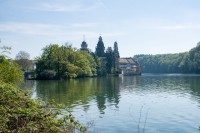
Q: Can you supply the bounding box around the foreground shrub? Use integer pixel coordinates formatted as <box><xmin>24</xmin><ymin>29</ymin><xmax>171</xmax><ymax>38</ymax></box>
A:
<box><xmin>0</xmin><ymin>81</ymin><xmax>86</xmax><ymax>133</ymax></box>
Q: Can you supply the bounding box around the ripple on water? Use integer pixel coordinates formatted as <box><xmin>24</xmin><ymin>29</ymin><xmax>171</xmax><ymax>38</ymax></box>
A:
<box><xmin>26</xmin><ymin>75</ymin><xmax>200</xmax><ymax>133</ymax></box>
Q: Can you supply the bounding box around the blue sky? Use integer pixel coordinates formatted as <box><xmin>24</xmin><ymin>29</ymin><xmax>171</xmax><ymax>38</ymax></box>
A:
<box><xmin>1</xmin><ymin>0</ymin><xmax>200</xmax><ymax>59</ymax></box>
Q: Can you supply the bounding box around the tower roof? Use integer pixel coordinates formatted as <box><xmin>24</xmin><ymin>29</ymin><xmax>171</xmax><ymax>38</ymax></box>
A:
<box><xmin>80</xmin><ymin>40</ymin><xmax>88</xmax><ymax>51</ymax></box>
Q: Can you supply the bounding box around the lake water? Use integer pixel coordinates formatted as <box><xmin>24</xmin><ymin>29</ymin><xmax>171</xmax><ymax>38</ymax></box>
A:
<box><xmin>24</xmin><ymin>74</ymin><xmax>200</xmax><ymax>133</ymax></box>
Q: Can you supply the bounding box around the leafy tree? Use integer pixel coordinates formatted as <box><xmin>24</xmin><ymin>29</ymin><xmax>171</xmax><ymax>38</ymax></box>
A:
<box><xmin>78</xmin><ymin>51</ymin><xmax>97</xmax><ymax>76</ymax></box>
<box><xmin>95</xmin><ymin>36</ymin><xmax>105</xmax><ymax>57</ymax></box>
<box><xmin>15</xmin><ymin>51</ymin><xmax>32</xmax><ymax>72</ymax></box>
<box><xmin>36</xmin><ymin>44</ymin><xmax>97</xmax><ymax>79</ymax></box>
<box><xmin>0</xmin><ymin>56</ymin><xmax>23</xmax><ymax>85</ymax></box>
<box><xmin>91</xmin><ymin>52</ymin><xmax>106</xmax><ymax>76</ymax></box>
<box><xmin>189</xmin><ymin>43</ymin><xmax>200</xmax><ymax>73</ymax></box>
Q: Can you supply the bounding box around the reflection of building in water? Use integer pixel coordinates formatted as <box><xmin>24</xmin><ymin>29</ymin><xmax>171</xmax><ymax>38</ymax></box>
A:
<box><xmin>119</xmin><ymin>75</ymin><xmax>141</xmax><ymax>90</ymax></box>
<box><xmin>118</xmin><ymin>58</ymin><xmax>141</xmax><ymax>75</ymax></box>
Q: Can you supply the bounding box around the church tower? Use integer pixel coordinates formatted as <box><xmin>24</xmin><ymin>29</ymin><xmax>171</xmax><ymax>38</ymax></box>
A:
<box><xmin>80</xmin><ymin>35</ymin><xmax>89</xmax><ymax>52</ymax></box>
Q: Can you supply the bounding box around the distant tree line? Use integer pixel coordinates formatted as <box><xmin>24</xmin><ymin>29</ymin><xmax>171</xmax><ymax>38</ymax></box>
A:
<box><xmin>133</xmin><ymin>42</ymin><xmax>200</xmax><ymax>73</ymax></box>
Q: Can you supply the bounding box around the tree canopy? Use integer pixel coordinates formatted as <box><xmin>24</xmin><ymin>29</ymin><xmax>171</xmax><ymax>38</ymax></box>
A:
<box><xmin>0</xmin><ymin>56</ymin><xmax>23</xmax><ymax>85</ymax></box>
<box><xmin>35</xmin><ymin>44</ymin><xmax>98</xmax><ymax>79</ymax></box>
<box><xmin>105</xmin><ymin>42</ymin><xmax>120</xmax><ymax>75</ymax></box>
<box><xmin>113</xmin><ymin>41</ymin><xmax>120</xmax><ymax>58</ymax></box>
<box><xmin>133</xmin><ymin>42</ymin><xmax>200</xmax><ymax>74</ymax></box>
<box><xmin>95</xmin><ymin>36</ymin><xmax>105</xmax><ymax>57</ymax></box>
<box><xmin>15</xmin><ymin>51</ymin><xmax>32</xmax><ymax>72</ymax></box>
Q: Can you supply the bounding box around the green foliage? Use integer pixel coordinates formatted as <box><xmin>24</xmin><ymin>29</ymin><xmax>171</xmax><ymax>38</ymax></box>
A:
<box><xmin>113</xmin><ymin>41</ymin><xmax>120</xmax><ymax>58</ymax></box>
<box><xmin>133</xmin><ymin>42</ymin><xmax>200</xmax><ymax>73</ymax></box>
<box><xmin>36</xmin><ymin>44</ymin><xmax>97</xmax><ymax>79</ymax></box>
<box><xmin>0</xmin><ymin>54</ymin><xmax>86</xmax><ymax>132</ymax></box>
<box><xmin>91</xmin><ymin>53</ymin><xmax>106</xmax><ymax>76</ymax></box>
<box><xmin>95</xmin><ymin>36</ymin><xmax>105</xmax><ymax>57</ymax></box>
<box><xmin>0</xmin><ymin>81</ymin><xmax>86</xmax><ymax>133</ymax></box>
<box><xmin>106</xmin><ymin>47</ymin><xmax>114</xmax><ymax>74</ymax></box>
<box><xmin>94</xmin><ymin>39</ymin><xmax>120</xmax><ymax>75</ymax></box>
<box><xmin>0</xmin><ymin>56</ymin><xmax>23</xmax><ymax>85</ymax></box>
<box><xmin>134</xmin><ymin>53</ymin><xmax>183</xmax><ymax>73</ymax></box>
<box><xmin>188</xmin><ymin>44</ymin><xmax>200</xmax><ymax>73</ymax></box>
<box><xmin>40</xmin><ymin>69</ymin><xmax>57</xmax><ymax>79</ymax></box>
<box><xmin>105</xmin><ymin>42</ymin><xmax>120</xmax><ymax>75</ymax></box>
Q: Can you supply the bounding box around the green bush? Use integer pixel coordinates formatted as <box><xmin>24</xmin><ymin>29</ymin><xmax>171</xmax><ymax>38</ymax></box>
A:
<box><xmin>39</xmin><ymin>69</ymin><xmax>56</xmax><ymax>80</ymax></box>
<box><xmin>0</xmin><ymin>81</ymin><xmax>86</xmax><ymax>133</ymax></box>
<box><xmin>0</xmin><ymin>52</ymin><xmax>86</xmax><ymax>132</ymax></box>
<box><xmin>0</xmin><ymin>56</ymin><xmax>23</xmax><ymax>85</ymax></box>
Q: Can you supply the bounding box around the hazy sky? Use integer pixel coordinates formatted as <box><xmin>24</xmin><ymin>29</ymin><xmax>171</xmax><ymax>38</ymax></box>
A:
<box><xmin>1</xmin><ymin>0</ymin><xmax>200</xmax><ymax>59</ymax></box>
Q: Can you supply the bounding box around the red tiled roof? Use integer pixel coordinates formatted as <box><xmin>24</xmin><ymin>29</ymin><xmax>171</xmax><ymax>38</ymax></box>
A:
<box><xmin>119</xmin><ymin>58</ymin><xmax>137</xmax><ymax>64</ymax></box>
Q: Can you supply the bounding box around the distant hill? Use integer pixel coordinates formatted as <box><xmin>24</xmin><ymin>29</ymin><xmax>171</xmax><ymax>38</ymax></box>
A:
<box><xmin>133</xmin><ymin>42</ymin><xmax>200</xmax><ymax>74</ymax></box>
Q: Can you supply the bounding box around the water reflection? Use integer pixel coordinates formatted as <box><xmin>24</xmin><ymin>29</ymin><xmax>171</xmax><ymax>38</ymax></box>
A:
<box><xmin>94</xmin><ymin>77</ymin><xmax>121</xmax><ymax>114</ymax></box>
<box><xmin>25</xmin><ymin>75</ymin><xmax>200</xmax><ymax>114</ymax></box>
<box><xmin>31</xmin><ymin>77</ymin><xmax>122</xmax><ymax>113</ymax></box>
<box><xmin>25</xmin><ymin>74</ymin><xmax>200</xmax><ymax>133</ymax></box>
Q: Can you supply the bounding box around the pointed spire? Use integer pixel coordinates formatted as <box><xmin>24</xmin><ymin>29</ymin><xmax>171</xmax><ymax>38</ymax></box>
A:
<box><xmin>83</xmin><ymin>34</ymin><xmax>85</xmax><ymax>41</ymax></box>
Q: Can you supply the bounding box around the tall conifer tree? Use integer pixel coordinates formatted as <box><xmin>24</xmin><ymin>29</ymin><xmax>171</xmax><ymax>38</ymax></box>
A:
<box><xmin>95</xmin><ymin>36</ymin><xmax>105</xmax><ymax>57</ymax></box>
<box><xmin>113</xmin><ymin>41</ymin><xmax>120</xmax><ymax>58</ymax></box>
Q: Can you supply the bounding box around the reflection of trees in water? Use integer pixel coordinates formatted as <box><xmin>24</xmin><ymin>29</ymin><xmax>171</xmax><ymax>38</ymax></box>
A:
<box><xmin>94</xmin><ymin>77</ymin><xmax>121</xmax><ymax>114</ymax></box>
<box><xmin>136</xmin><ymin>75</ymin><xmax>200</xmax><ymax>104</ymax></box>
<box><xmin>28</xmin><ymin>75</ymin><xmax>200</xmax><ymax>113</ymax></box>
<box><xmin>184</xmin><ymin>76</ymin><xmax>200</xmax><ymax>104</ymax></box>
<box><xmin>120</xmin><ymin>76</ymin><xmax>141</xmax><ymax>90</ymax></box>
<box><xmin>21</xmin><ymin>80</ymin><xmax>35</xmax><ymax>90</ymax></box>
<box><xmin>21</xmin><ymin>80</ymin><xmax>36</xmax><ymax>96</ymax></box>
<box><xmin>33</xmin><ymin>77</ymin><xmax>122</xmax><ymax>113</ymax></box>
<box><xmin>35</xmin><ymin>79</ymin><xmax>95</xmax><ymax>109</ymax></box>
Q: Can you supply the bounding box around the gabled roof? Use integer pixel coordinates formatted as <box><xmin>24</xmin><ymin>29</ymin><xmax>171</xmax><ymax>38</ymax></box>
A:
<box><xmin>119</xmin><ymin>58</ymin><xmax>137</xmax><ymax>64</ymax></box>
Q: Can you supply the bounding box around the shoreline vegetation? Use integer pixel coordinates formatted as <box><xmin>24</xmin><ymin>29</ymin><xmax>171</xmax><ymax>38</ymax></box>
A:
<box><xmin>133</xmin><ymin>42</ymin><xmax>200</xmax><ymax>74</ymax></box>
<box><xmin>28</xmin><ymin>39</ymin><xmax>200</xmax><ymax>80</ymax></box>
<box><xmin>0</xmin><ymin>52</ymin><xmax>86</xmax><ymax>132</ymax></box>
